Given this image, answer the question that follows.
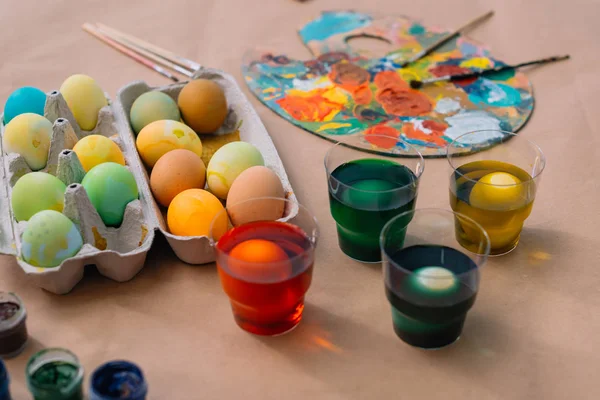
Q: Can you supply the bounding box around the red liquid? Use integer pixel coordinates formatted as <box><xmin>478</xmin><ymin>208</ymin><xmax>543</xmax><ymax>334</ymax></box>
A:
<box><xmin>216</xmin><ymin>221</ymin><xmax>315</xmax><ymax>335</ymax></box>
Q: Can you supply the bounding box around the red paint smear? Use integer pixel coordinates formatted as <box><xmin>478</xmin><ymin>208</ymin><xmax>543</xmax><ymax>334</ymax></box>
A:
<box><xmin>364</xmin><ymin>124</ymin><xmax>400</xmax><ymax>148</ymax></box>
<box><xmin>374</xmin><ymin>70</ymin><xmax>409</xmax><ymax>90</ymax></box>
<box><xmin>376</xmin><ymin>88</ymin><xmax>432</xmax><ymax>116</ymax></box>
<box><xmin>429</xmin><ymin>64</ymin><xmax>477</xmax><ymax>86</ymax></box>
<box><xmin>353</xmin><ymin>84</ymin><xmax>373</xmax><ymax>105</ymax></box>
<box><xmin>402</xmin><ymin>120</ymin><xmax>448</xmax><ymax>147</ymax></box>
<box><xmin>276</xmin><ymin>89</ymin><xmax>343</xmax><ymax>122</ymax></box>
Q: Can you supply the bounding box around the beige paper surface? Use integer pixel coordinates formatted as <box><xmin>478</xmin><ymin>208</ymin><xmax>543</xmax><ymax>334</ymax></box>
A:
<box><xmin>1</xmin><ymin>0</ymin><xmax>599</xmax><ymax>398</ymax></box>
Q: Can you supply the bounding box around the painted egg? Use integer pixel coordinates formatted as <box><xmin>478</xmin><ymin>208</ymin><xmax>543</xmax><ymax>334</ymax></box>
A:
<box><xmin>206</xmin><ymin>142</ymin><xmax>264</xmax><ymax>199</ymax></box>
<box><xmin>178</xmin><ymin>79</ymin><xmax>228</xmax><ymax>134</ymax></box>
<box><xmin>2</xmin><ymin>113</ymin><xmax>53</xmax><ymax>170</ymax></box>
<box><xmin>59</xmin><ymin>74</ymin><xmax>107</xmax><ymax>131</ymax></box>
<box><xmin>228</xmin><ymin>239</ymin><xmax>292</xmax><ymax>281</ymax></box>
<box><xmin>226</xmin><ymin>166</ymin><xmax>285</xmax><ymax>226</ymax></box>
<box><xmin>21</xmin><ymin>210</ymin><xmax>83</xmax><ymax>268</ymax></box>
<box><xmin>73</xmin><ymin>134</ymin><xmax>125</xmax><ymax>172</ymax></box>
<box><xmin>81</xmin><ymin>162</ymin><xmax>139</xmax><ymax>227</ymax></box>
<box><xmin>11</xmin><ymin>172</ymin><xmax>66</xmax><ymax>222</ymax></box>
<box><xmin>150</xmin><ymin>149</ymin><xmax>206</xmax><ymax>207</ymax></box>
<box><xmin>3</xmin><ymin>87</ymin><xmax>46</xmax><ymax>124</ymax></box>
<box><xmin>136</xmin><ymin>120</ymin><xmax>203</xmax><ymax>168</ymax></box>
<box><xmin>129</xmin><ymin>91</ymin><xmax>181</xmax><ymax>134</ymax></box>
<box><xmin>167</xmin><ymin>189</ymin><xmax>227</xmax><ymax>238</ymax></box>
<box><xmin>407</xmin><ymin>266</ymin><xmax>458</xmax><ymax>296</ymax></box>
<box><xmin>469</xmin><ymin>172</ymin><xmax>525</xmax><ymax>210</ymax></box>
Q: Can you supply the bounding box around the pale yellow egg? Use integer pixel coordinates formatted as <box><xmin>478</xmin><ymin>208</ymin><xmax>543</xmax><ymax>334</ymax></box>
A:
<box><xmin>60</xmin><ymin>74</ymin><xmax>108</xmax><ymax>131</ymax></box>
<box><xmin>2</xmin><ymin>113</ymin><xmax>52</xmax><ymax>170</ymax></box>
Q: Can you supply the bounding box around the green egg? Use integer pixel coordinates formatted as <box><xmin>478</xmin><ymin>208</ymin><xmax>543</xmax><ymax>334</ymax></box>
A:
<box><xmin>407</xmin><ymin>266</ymin><xmax>459</xmax><ymax>297</ymax></box>
<box><xmin>206</xmin><ymin>142</ymin><xmax>264</xmax><ymax>199</ymax></box>
<box><xmin>81</xmin><ymin>162</ymin><xmax>139</xmax><ymax>227</ymax></box>
<box><xmin>11</xmin><ymin>172</ymin><xmax>67</xmax><ymax>221</ymax></box>
<box><xmin>21</xmin><ymin>210</ymin><xmax>83</xmax><ymax>268</ymax></box>
<box><xmin>129</xmin><ymin>91</ymin><xmax>181</xmax><ymax>134</ymax></box>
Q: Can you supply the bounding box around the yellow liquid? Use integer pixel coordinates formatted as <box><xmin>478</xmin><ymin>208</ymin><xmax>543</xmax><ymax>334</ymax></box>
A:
<box><xmin>450</xmin><ymin>160</ymin><xmax>535</xmax><ymax>255</ymax></box>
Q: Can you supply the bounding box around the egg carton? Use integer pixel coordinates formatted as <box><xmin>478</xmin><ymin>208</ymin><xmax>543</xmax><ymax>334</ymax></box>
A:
<box><xmin>0</xmin><ymin>92</ymin><xmax>155</xmax><ymax>294</ymax></box>
<box><xmin>112</xmin><ymin>68</ymin><xmax>298</xmax><ymax>264</ymax></box>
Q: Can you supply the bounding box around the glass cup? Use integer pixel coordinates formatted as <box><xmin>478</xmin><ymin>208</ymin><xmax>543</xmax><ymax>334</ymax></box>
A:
<box><xmin>447</xmin><ymin>131</ymin><xmax>545</xmax><ymax>255</ymax></box>
<box><xmin>380</xmin><ymin>208</ymin><xmax>490</xmax><ymax>349</ymax></box>
<box><xmin>26</xmin><ymin>348</ymin><xmax>84</xmax><ymax>400</ymax></box>
<box><xmin>0</xmin><ymin>359</ymin><xmax>10</xmax><ymax>400</ymax></box>
<box><xmin>325</xmin><ymin>135</ymin><xmax>424</xmax><ymax>263</ymax></box>
<box><xmin>211</xmin><ymin>197</ymin><xmax>319</xmax><ymax>336</ymax></box>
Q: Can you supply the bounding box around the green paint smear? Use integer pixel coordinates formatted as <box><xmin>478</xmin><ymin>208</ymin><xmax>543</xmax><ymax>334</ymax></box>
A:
<box><xmin>408</xmin><ymin>23</ymin><xmax>425</xmax><ymax>35</ymax></box>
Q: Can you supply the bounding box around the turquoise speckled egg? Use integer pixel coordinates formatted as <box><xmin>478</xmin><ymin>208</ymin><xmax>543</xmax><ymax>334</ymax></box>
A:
<box><xmin>206</xmin><ymin>142</ymin><xmax>264</xmax><ymax>199</ymax></box>
<box><xmin>130</xmin><ymin>91</ymin><xmax>181</xmax><ymax>134</ymax></box>
<box><xmin>21</xmin><ymin>210</ymin><xmax>83</xmax><ymax>268</ymax></box>
<box><xmin>3</xmin><ymin>86</ymin><xmax>46</xmax><ymax>124</ymax></box>
<box><xmin>81</xmin><ymin>162</ymin><xmax>139</xmax><ymax>227</ymax></box>
<box><xmin>2</xmin><ymin>113</ymin><xmax>53</xmax><ymax>170</ymax></box>
<box><xmin>11</xmin><ymin>172</ymin><xmax>66</xmax><ymax>221</ymax></box>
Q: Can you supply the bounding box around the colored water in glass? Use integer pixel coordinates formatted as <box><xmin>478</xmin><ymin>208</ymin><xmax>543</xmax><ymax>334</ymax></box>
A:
<box><xmin>450</xmin><ymin>160</ymin><xmax>534</xmax><ymax>255</ymax></box>
<box><xmin>216</xmin><ymin>220</ymin><xmax>314</xmax><ymax>336</ymax></box>
<box><xmin>385</xmin><ymin>245</ymin><xmax>478</xmax><ymax>349</ymax></box>
<box><xmin>90</xmin><ymin>361</ymin><xmax>147</xmax><ymax>400</ymax></box>
<box><xmin>329</xmin><ymin>158</ymin><xmax>418</xmax><ymax>262</ymax></box>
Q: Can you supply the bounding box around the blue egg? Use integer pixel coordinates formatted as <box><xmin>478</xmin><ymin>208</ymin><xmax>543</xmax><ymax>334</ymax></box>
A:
<box><xmin>3</xmin><ymin>87</ymin><xmax>47</xmax><ymax>124</ymax></box>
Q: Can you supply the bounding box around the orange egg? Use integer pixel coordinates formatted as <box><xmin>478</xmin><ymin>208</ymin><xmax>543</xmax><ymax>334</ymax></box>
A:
<box><xmin>167</xmin><ymin>189</ymin><xmax>227</xmax><ymax>238</ymax></box>
<box><xmin>150</xmin><ymin>149</ymin><xmax>206</xmax><ymax>207</ymax></box>
<box><xmin>228</xmin><ymin>239</ymin><xmax>292</xmax><ymax>281</ymax></box>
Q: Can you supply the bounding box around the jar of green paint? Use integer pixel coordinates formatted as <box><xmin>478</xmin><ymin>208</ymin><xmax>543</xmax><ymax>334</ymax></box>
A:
<box><xmin>26</xmin><ymin>348</ymin><xmax>84</xmax><ymax>400</ymax></box>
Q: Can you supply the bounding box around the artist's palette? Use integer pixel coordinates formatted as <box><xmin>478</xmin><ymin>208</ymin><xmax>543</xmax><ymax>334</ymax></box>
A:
<box><xmin>242</xmin><ymin>10</ymin><xmax>534</xmax><ymax>157</ymax></box>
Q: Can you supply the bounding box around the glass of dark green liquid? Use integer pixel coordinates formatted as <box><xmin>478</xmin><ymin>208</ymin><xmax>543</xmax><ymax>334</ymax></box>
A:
<box><xmin>380</xmin><ymin>209</ymin><xmax>490</xmax><ymax>349</ymax></box>
<box><xmin>325</xmin><ymin>135</ymin><xmax>424</xmax><ymax>263</ymax></box>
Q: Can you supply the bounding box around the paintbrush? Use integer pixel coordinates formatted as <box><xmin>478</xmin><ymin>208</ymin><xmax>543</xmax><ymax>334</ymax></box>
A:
<box><xmin>399</xmin><ymin>10</ymin><xmax>494</xmax><ymax>68</ymax></box>
<box><xmin>409</xmin><ymin>54</ymin><xmax>570</xmax><ymax>89</ymax></box>
<box><xmin>82</xmin><ymin>23</ymin><xmax>180</xmax><ymax>82</ymax></box>
<box><xmin>93</xmin><ymin>25</ymin><xmax>195</xmax><ymax>78</ymax></box>
<box><xmin>96</xmin><ymin>23</ymin><xmax>201</xmax><ymax>72</ymax></box>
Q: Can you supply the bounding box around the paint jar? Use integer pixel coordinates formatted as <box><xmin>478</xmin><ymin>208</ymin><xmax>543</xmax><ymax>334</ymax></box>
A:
<box><xmin>89</xmin><ymin>361</ymin><xmax>147</xmax><ymax>400</ymax></box>
<box><xmin>0</xmin><ymin>359</ymin><xmax>11</xmax><ymax>400</ymax></box>
<box><xmin>0</xmin><ymin>292</ymin><xmax>28</xmax><ymax>358</ymax></box>
<box><xmin>26</xmin><ymin>348</ymin><xmax>84</xmax><ymax>400</ymax></box>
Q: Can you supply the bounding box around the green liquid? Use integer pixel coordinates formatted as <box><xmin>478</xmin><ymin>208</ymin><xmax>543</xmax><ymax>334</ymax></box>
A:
<box><xmin>329</xmin><ymin>158</ymin><xmax>418</xmax><ymax>262</ymax></box>
<box><xmin>28</xmin><ymin>361</ymin><xmax>82</xmax><ymax>400</ymax></box>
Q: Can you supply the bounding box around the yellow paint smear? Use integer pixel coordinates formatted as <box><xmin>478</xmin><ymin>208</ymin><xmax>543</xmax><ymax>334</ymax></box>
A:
<box><xmin>139</xmin><ymin>225</ymin><xmax>148</xmax><ymax>247</ymax></box>
<box><xmin>317</xmin><ymin>122</ymin><xmax>351</xmax><ymax>132</ymax></box>
<box><xmin>92</xmin><ymin>226</ymin><xmax>107</xmax><ymax>250</ymax></box>
<box><xmin>200</xmin><ymin>130</ymin><xmax>241</xmax><ymax>166</ymax></box>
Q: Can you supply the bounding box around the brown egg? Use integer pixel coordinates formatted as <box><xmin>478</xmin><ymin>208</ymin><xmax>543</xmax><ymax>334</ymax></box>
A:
<box><xmin>177</xmin><ymin>79</ymin><xmax>228</xmax><ymax>134</ymax></box>
<box><xmin>226</xmin><ymin>166</ymin><xmax>285</xmax><ymax>226</ymax></box>
<box><xmin>150</xmin><ymin>149</ymin><xmax>206</xmax><ymax>207</ymax></box>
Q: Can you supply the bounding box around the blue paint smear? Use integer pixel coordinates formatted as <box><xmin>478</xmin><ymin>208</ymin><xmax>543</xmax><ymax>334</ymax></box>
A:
<box><xmin>408</xmin><ymin>23</ymin><xmax>426</xmax><ymax>35</ymax></box>
<box><xmin>466</xmin><ymin>81</ymin><xmax>522</xmax><ymax>107</ymax></box>
<box><xmin>299</xmin><ymin>11</ymin><xmax>372</xmax><ymax>42</ymax></box>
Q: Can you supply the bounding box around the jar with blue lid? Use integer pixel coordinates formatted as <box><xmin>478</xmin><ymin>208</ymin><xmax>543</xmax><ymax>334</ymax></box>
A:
<box><xmin>90</xmin><ymin>361</ymin><xmax>147</xmax><ymax>400</ymax></box>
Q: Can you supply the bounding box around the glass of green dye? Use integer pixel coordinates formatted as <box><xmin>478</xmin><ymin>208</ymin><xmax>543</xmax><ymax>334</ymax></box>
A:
<box><xmin>26</xmin><ymin>348</ymin><xmax>84</xmax><ymax>400</ymax></box>
<box><xmin>380</xmin><ymin>209</ymin><xmax>490</xmax><ymax>349</ymax></box>
<box><xmin>325</xmin><ymin>135</ymin><xmax>424</xmax><ymax>263</ymax></box>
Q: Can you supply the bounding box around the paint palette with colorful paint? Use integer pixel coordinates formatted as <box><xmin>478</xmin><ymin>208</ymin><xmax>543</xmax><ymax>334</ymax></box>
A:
<box><xmin>242</xmin><ymin>10</ymin><xmax>534</xmax><ymax>157</ymax></box>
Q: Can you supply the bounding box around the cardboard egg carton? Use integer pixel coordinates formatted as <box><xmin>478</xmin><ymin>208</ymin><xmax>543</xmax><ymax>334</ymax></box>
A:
<box><xmin>0</xmin><ymin>92</ymin><xmax>155</xmax><ymax>294</ymax></box>
<box><xmin>113</xmin><ymin>68</ymin><xmax>297</xmax><ymax>264</ymax></box>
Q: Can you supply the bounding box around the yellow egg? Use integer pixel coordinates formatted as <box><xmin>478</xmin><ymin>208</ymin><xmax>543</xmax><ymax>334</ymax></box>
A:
<box><xmin>469</xmin><ymin>172</ymin><xmax>525</xmax><ymax>210</ymax></box>
<box><xmin>2</xmin><ymin>113</ymin><xmax>52</xmax><ymax>170</ymax></box>
<box><xmin>73</xmin><ymin>134</ymin><xmax>125</xmax><ymax>172</ymax></box>
<box><xmin>167</xmin><ymin>189</ymin><xmax>227</xmax><ymax>238</ymax></box>
<box><xmin>206</xmin><ymin>142</ymin><xmax>264</xmax><ymax>199</ymax></box>
<box><xmin>136</xmin><ymin>120</ymin><xmax>203</xmax><ymax>168</ymax></box>
<box><xmin>60</xmin><ymin>74</ymin><xmax>108</xmax><ymax>131</ymax></box>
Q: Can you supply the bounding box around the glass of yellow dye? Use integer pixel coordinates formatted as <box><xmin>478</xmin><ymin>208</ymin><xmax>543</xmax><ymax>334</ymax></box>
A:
<box><xmin>447</xmin><ymin>131</ymin><xmax>545</xmax><ymax>256</ymax></box>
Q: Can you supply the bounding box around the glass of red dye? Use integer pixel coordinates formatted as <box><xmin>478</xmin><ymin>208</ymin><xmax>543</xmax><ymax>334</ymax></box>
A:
<box><xmin>211</xmin><ymin>197</ymin><xmax>319</xmax><ymax>336</ymax></box>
